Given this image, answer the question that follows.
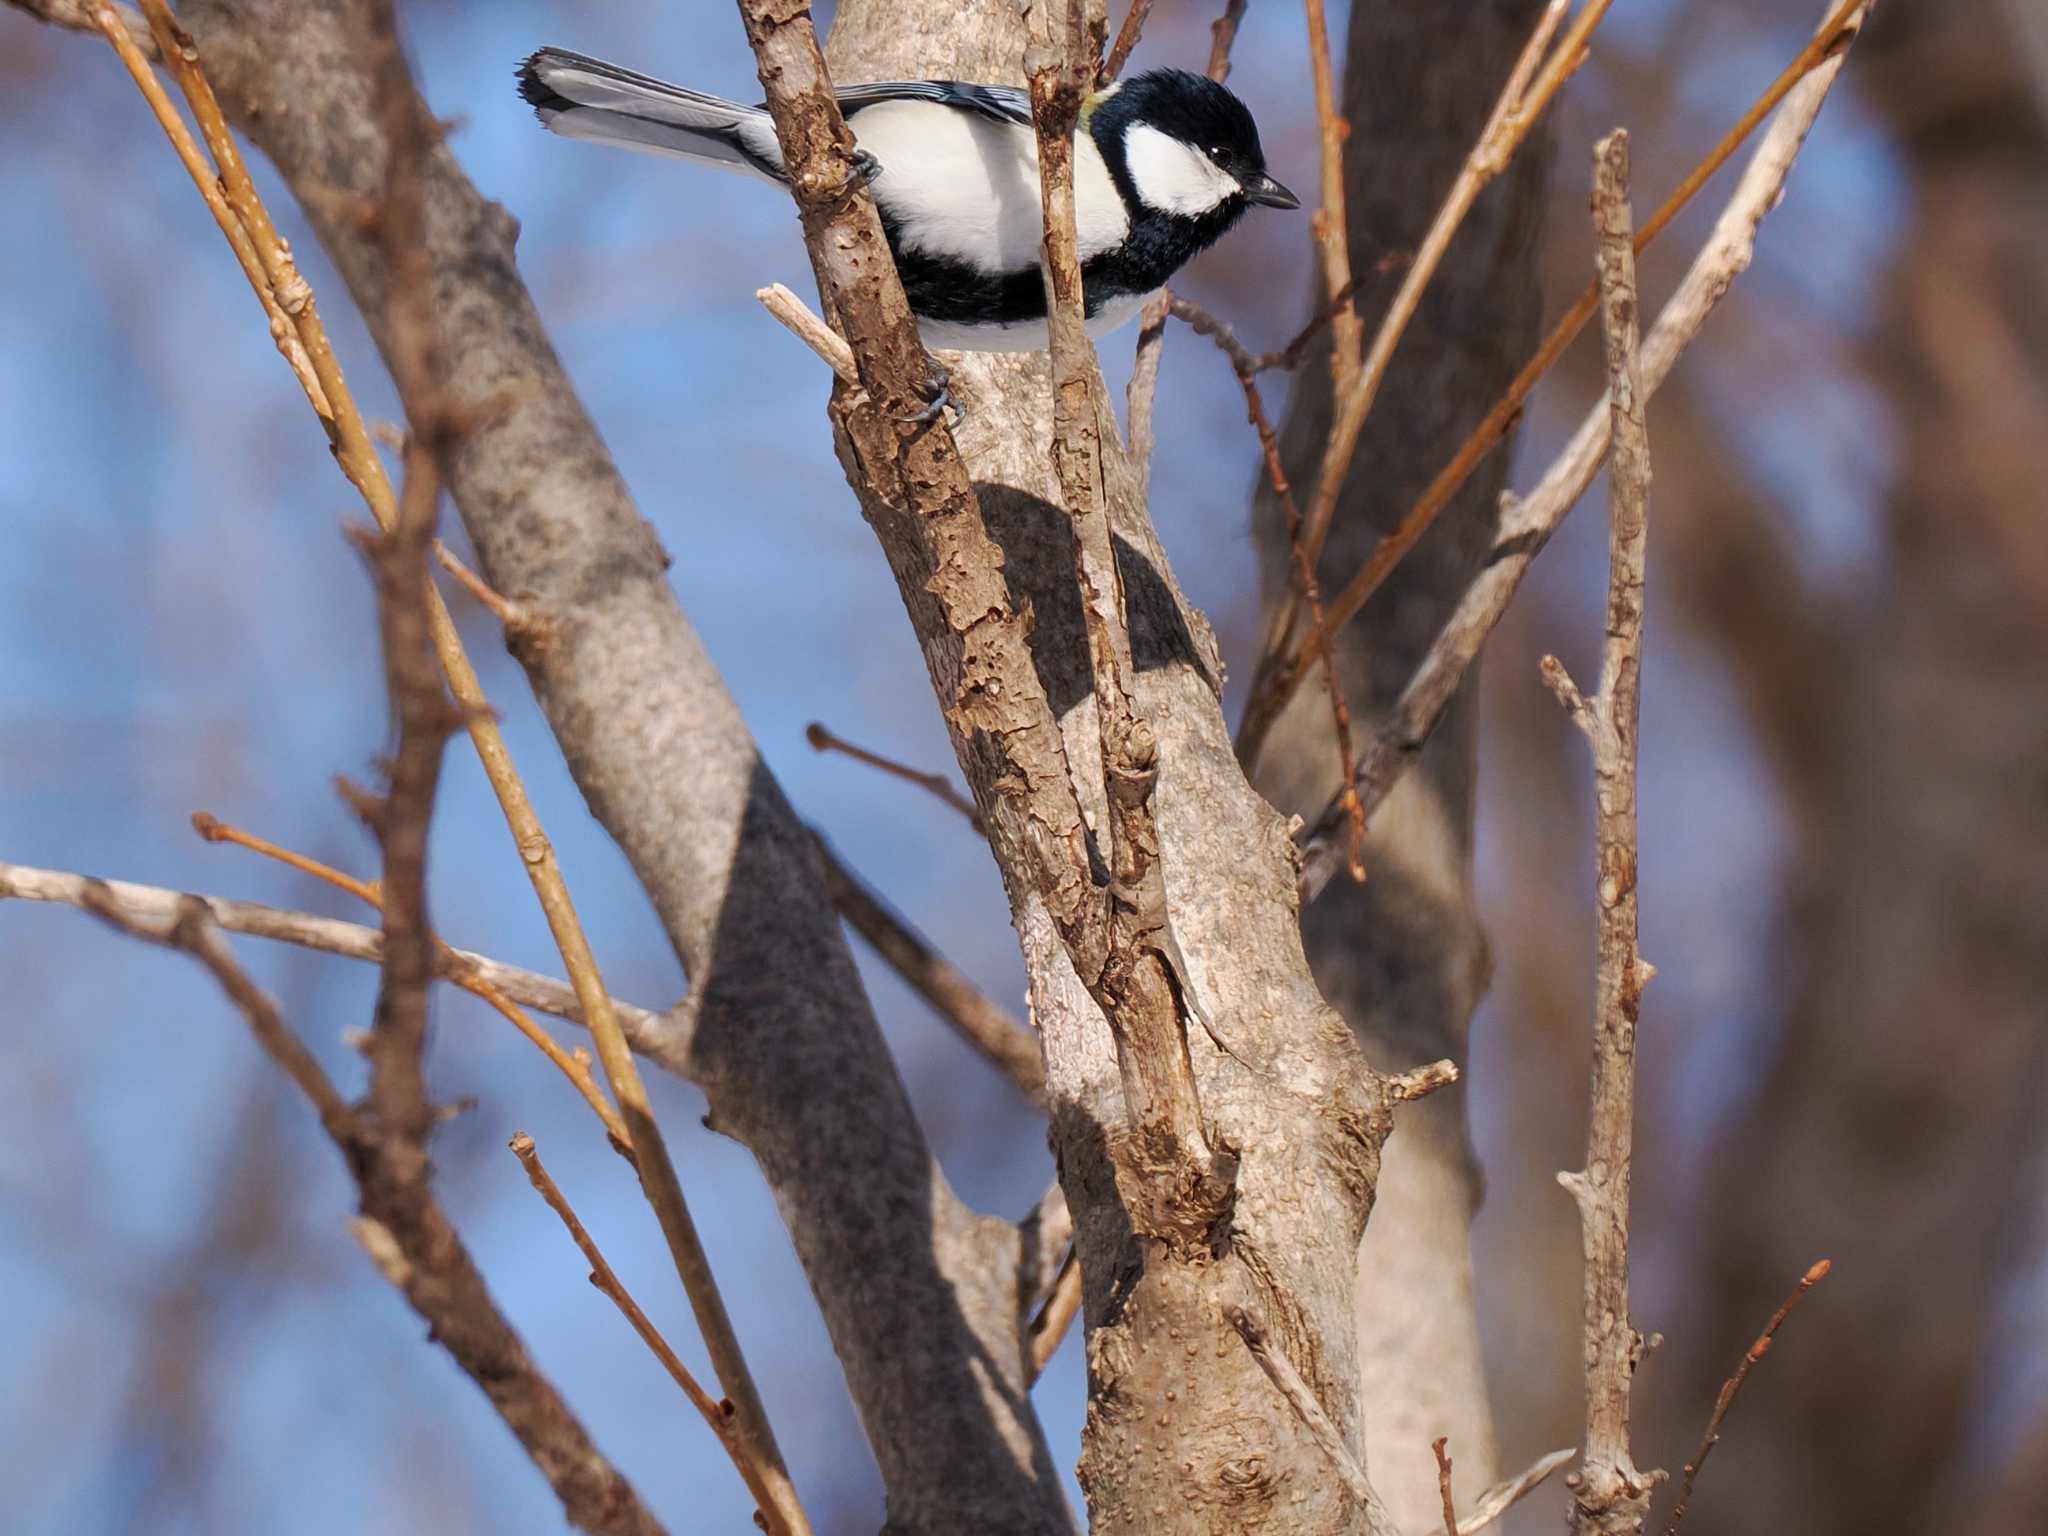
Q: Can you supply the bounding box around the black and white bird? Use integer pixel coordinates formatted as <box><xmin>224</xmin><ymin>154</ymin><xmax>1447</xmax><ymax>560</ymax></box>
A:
<box><xmin>517</xmin><ymin>48</ymin><xmax>1298</xmax><ymax>353</ymax></box>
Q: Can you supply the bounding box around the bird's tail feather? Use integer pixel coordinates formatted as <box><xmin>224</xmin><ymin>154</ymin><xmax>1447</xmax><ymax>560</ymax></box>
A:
<box><xmin>517</xmin><ymin>48</ymin><xmax>787</xmax><ymax>181</ymax></box>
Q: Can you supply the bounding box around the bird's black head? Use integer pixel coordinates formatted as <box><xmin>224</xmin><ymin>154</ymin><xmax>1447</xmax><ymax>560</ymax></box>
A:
<box><xmin>1088</xmin><ymin>68</ymin><xmax>1298</xmax><ymax>220</ymax></box>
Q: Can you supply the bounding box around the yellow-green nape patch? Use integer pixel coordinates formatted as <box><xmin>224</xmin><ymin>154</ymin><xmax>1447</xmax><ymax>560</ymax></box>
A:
<box><xmin>1079</xmin><ymin>78</ymin><xmax>1125</xmax><ymax>131</ymax></box>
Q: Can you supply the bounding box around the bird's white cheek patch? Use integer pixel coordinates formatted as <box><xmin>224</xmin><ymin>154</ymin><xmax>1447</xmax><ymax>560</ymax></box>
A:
<box><xmin>1123</xmin><ymin>122</ymin><xmax>1240</xmax><ymax>216</ymax></box>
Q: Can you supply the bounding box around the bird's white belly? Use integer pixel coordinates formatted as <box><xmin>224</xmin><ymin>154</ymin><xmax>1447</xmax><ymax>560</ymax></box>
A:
<box><xmin>917</xmin><ymin>288</ymin><xmax>1159</xmax><ymax>354</ymax></box>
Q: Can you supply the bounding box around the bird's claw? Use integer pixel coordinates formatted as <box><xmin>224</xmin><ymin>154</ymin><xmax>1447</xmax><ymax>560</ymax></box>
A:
<box><xmin>849</xmin><ymin>150</ymin><xmax>883</xmax><ymax>188</ymax></box>
<box><xmin>896</xmin><ymin>361</ymin><xmax>961</xmax><ymax>428</ymax></box>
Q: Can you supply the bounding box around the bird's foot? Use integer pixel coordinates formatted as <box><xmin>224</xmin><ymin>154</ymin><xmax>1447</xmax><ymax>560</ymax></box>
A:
<box><xmin>897</xmin><ymin>360</ymin><xmax>961</xmax><ymax>429</ymax></box>
<box><xmin>848</xmin><ymin>150</ymin><xmax>883</xmax><ymax>188</ymax></box>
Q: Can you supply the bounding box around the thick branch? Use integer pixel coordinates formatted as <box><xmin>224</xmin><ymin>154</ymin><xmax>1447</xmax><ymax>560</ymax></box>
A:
<box><xmin>1024</xmin><ymin>0</ymin><xmax>1226</xmax><ymax>1235</ymax></box>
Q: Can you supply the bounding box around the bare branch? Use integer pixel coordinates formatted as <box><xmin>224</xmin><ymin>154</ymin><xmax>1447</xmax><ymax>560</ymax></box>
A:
<box><xmin>1239</xmin><ymin>0</ymin><xmax>1595</xmax><ymax>764</ymax></box>
<box><xmin>72</xmin><ymin>891</ymin><xmax>664</xmax><ymax>1536</ymax></box>
<box><xmin>511</xmin><ymin>1133</ymin><xmax>788</xmax><ymax>1525</ymax></box>
<box><xmin>1663</xmin><ymin>1260</ymin><xmax>1832</xmax><ymax>1536</ymax></box>
<box><xmin>1555</xmin><ymin>127</ymin><xmax>1657</xmax><ymax>1536</ymax></box>
<box><xmin>1025</xmin><ymin>0</ymin><xmax>1230</xmax><ymax>1234</ymax></box>
<box><xmin>813</xmin><ymin>834</ymin><xmax>1045</xmax><ymax>1104</ymax></box>
<box><xmin>1226</xmin><ymin>1304</ymin><xmax>1396</xmax><ymax>1536</ymax></box>
<box><xmin>1303</xmin><ymin>0</ymin><xmax>1363</xmax><ymax>393</ymax></box>
<box><xmin>0</xmin><ymin>859</ymin><xmax>681</xmax><ymax>1060</ymax></box>
<box><xmin>1435</xmin><ymin>1438</ymin><xmax>1461</xmax><ymax>1536</ymax></box>
<box><xmin>1244</xmin><ymin>0</ymin><xmax>1870</xmax><ymax>759</ymax></box>
<box><xmin>1025</xmin><ymin>1250</ymin><xmax>1082</xmax><ymax>1382</ymax></box>
<box><xmin>1460</xmin><ymin>1449</ymin><xmax>1580</xmax><ymax>1536</ymax></box>
<box><xmin>757</xmin><ymin>282</ymin><xmax>859</xmax><ymax>386</ymax></box>
<box><xmin>1296</xmin><ymin>7</ymin><xmax>1868</xmax><ymax>900</ymax></box>
<box><xmin>1207</xmin><ymin>0</ymin><xmax>1249</xmax><ymax>82</ymax></box>
<box><xmin>806</xmin><ymin>721</ymin><xmax>984</xmax><ymax>829</ymax></box>
<box><xmin>1102</xmin><ymin>0</ymin><xmax>1153</xmax><ymax>82</ymax></box>
<box><xmin>4</xmin><ymin>0</ymin><xmax>156</xmax><ymax>56</ymax></box>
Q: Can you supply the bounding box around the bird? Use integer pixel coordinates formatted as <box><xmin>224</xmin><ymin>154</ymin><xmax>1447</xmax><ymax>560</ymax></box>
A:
<box><xmin>516</xmin><ymin>48</ymin><xmax>1298</xmax><ymax>355</ymax></box>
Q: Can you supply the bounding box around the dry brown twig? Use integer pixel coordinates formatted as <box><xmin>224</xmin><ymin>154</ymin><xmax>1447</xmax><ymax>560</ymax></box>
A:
<box><xmin>1102</xmin><ymin>0</ymin><xmax>1154</xmax><ymax>82</ymax></box>
<box><xmin>1244</xmin><ymin>0</ymin><xmax>1871</xmax><ymax>761</ymax></box>
<box><xmin>1435</xmin><ymin>1438</ymin><xmax>1461</xmax><ymax>1536</ymax></box>
<box><xmin>88</xmin><ymin>6</ymin><xmax>807</xmax><ymax>1529</ymax></box>
<box><xmin>805</xmin><ymin>721</ymin><xmax>984</xmax><ymax>829</ymax></box>
<box><xmin>1226</xmin><ymin>1303</ymin><xmax>1397</xmax><ymax>1535</ymax></box>
<box><xmin>1240</xmin><ymin>0</ymin><xmax>1594</xmax><ymax>764</ymax></box>
<box><xmin>1550</xmin><ymin>128</ymin><xmax>1658</xmax><ymax>1536</ymax></box>
<box><xmin>1025</xmin><ymin>1249</ymin><xmax>1083</xmax><ymax>1381</ymax></box>
<box><xmin>0</xmin><ymin>858</ymin><xmax>682</xmax><ymax>1064</ymax></box>
<box><xmin>811</xmin><ymin>832</ymin><xmax>1045</xmax><ymax>1105</ymax></box>
<box><xmin>1295</xmin><ymin>1</ymin><xmax>1870</xmax><ymax>901</ymax></box>
<box><xmin>69</xmin><ymin>887</ymin><xmax>665</xmax><ymax>1536</ymax></box>
<box><xmin>189</xmin><ymin>813</ymin><xmax>632</xmax><ymax>1153</ymax></box>
<box><xmin>1663</xmin><ymin>1259</ymin><xmax>1832</xmax><ymax>1536</ymax></box>
<box><xmin>1303</xmin><ymin>0</ymin><xmax>1362</xmax><ymax>394</ymax></box>
<box><xmin>510</xmin><ymin>1133</ymin><xmax>794</xmax><ymax>1521</ymax></box>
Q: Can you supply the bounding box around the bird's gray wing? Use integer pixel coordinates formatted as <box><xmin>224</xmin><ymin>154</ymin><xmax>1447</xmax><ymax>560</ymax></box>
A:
<box><xmin>831</xmin><ymin>80</ymin><xmax>1035</xmax><ymax>127</ymax></box>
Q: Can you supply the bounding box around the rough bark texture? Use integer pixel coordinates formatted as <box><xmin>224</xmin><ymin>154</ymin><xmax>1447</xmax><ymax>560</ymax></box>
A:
<box><xmin>168</xmin><ymin>3</ymin><xmax>1063</xmax><ymax>1531</ymax></box>
<box><xmin>822</xmin><ymin>4</ymin><xmax>1403</xmax><ymax>1530</ymax></box>
<box><xmin>1251</xmin><ymin>1</ymin><xmax>1554</xmax><ymax>1523</ymax></box>
<box><xmin>1659</xmin><ymin>5</ymin><xmax>2048</xmax><ymax>1532</ymax></box>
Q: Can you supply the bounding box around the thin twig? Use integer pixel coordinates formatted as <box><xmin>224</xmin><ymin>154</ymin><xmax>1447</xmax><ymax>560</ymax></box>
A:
<box><xmin>1435</xmin><ymin>1438</ymin><xmax>1460</xmax><ymax>1536</ymax></box>
<box><xmin>812</xmin><ymin>832</ymin><xmax>1044</xmax><ymax>1104</ymax></box>
<box><xmin>71</xmin><ymin>887</ymin><xmax>664</xmax><ymax>1536</ymax></box>
<box><xmin>0</xmin><ymin>859</ymin><xmax>683</xmax><ymax>1072</ymax></box>
<box><xmin>1170</xmin><ymin>295</ymin><xmax>1367</xmax><ymax>878</ymax></box>
<box><xmin>356</xmin><ymin>432</ymin><xmax>457</xmax><ymax>1149</ymax></box>
<box><xmin>1244</xmin><ymin>0</ymin><xmax>1870</xmax><ymax>756</ymax></box>
<box><xmin>1663</xmin><ymin>1260</ymin><xmax>1832</xmax><ymax>1536</ymax></box>
<box><xmin>1553</xmin><ymin>128</ymin><xmax>1656</xmax><ymax>1536</ymax></box>
<box><xmin>1017</xmin><ymin>1180</ymin><xmax>1075</xmax><ymax>1316</ymax></box>
<box><xmin>1294</xmin><ymin>5</ymin><xmax>1868</xmax><ymax>902</ymax></box>
<box><xmin>1242</xmin><ymin>0</ymin><xmax>1592</xmax><ymax>755</ymax></box>
<box><xmin>435</xmin><ymin>539</ymin><xmax>534</xmax><ymax>632</ymax></box>
<box><xmin>1025</xmin><ymin>1249</ymin><xmax>1083</xmax><ymax>1382</ymax></box>
<box><xmin>8</xmin><ymin>0</ymin><xmax>156</xmax><ymax>57</ymax></box>
<box><xmin>805</xmin><ymin>721</ymin><xmax>983</xmax><ymax>829</ymax></box>
<box><xmin>1102</xmin><ymin>0</ymin><xmax>1154</xmax><ymax>82</ymax></box>
<box><xmin>103</xmin><ymin>13</ymin><xmax>805</xmax><ymax>1524</ymax></box>
<box><xmin>510</xmin><ymin>1132</ymin><xmax>787</xmax><ymax>1523</ymax></box>
<box><xmin>191</xmin><ymin>813</ymin><xmax>631</xmax><ymax>1151</ymax></box>
<box><xmin>1459</xmin><ymin>1449</ymin><xmax>1580</xmax><ymax>1536</ymax></box>
<box><xmin>1303</xmin><ymin>0</ymin><xmax>1361</xmax><ymax>393</ymax></box>
<box><xmin>1226</xmin><ymin>1304</ymin><xmax>1396</xmax><ymax>1536</ymax></box>
<box><xmin>757</xmin><ymin>282</ymin><xmax>859</xmax><ymax>386</ymax></box>
<box><xmin>1207</xmin><ymin>0</ymin><xmax>1249</xmax><ymax>82</ymax></box>
<box><xmin>1122</xmin><ymin>0</ymin><xmax>1248</xmax><ymax>467</ymax></box>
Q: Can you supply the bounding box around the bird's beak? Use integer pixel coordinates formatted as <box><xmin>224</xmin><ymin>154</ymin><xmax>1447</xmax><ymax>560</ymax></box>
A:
<box><xmin>1245</xmin><ymin>173</ymin><xmax>1300</xmax><ymax>210</ymax></box>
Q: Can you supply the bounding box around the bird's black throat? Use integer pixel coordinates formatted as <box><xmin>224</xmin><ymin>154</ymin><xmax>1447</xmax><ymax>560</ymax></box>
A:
<box><xmin>878</xmin><ymin>198</ymin><xmax>1247</xmax><ymax>331</ymax></box>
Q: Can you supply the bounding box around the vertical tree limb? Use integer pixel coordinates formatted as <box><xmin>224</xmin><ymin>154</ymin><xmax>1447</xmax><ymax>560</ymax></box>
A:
<box><xmin>1545</xmin><ymin>129</ymin><xmax>1656</xmax><ymax>1536</ymax></box>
